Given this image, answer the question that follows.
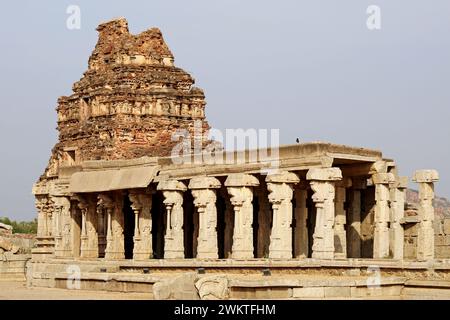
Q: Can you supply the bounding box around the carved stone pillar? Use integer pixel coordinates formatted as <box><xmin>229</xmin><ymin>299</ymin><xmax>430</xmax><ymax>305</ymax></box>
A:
<box><xmin>413</xmin><ymin>170</ymin><xmax>439</xmax><ymax>261</ymax></box>
<box><xmin>389</xmin><ymin>176</ymin><xmax>408</xmax><ymax>260</ymax></box>
<box><xmin>53</xmin><ymin>196</ymin><xmax>72</xmax><ymax>258</ymax></box>
<box><xmin>225</xmin><ymin>174</ymin><xmax>259</xmax><ymax>259</ymax></box>
<box><xmin>36</xmin><ymin>196</ymin><xmax>54</xmax><ymax>238</ymax></box>
<box><xmin>266</xmin><ymin>171</ymin><xmax>300</xmax><ymax>259</ymax></box>
<box><xmin>35</xmin><ymin>196</ymin><xmax>47</xmax><ymax>238</ymax></box>
<box><xmin>98</xmin><ymin>194</ymin><xmax>114</xmax><ymax>260</ymax></box>
<box><xmin>33</xmin><ymin>195</ymin><xmax>56</xmax><ymax>259</ymax></box>
<box><xmin>104</xmin><ymin>193</ymin><xmax>125</xmax><ymax>260</ymax></box>
<box><xmin>334</xmin><ymin>178</ymin><xmax>352</xmax><ymax>259</ymax></box>
<box><xmin>307</xmin><ymin>168</ymin><xmax>342</xmax><ymax>260</ymax></box>
<box><xmin>293</xmin><ymin>182</ymin><xmax>309</xmax><ymax>258</ymax></box>
<box><xmin>372</xmin><ymin>173</ymin><xmax>395</xmax><ymax>258</ymax></box>
<box><xmin>347</xmin><ymin>179</ymin><xmax>366</xmax><ymax>258</ymax></box>
<box><xmin>129</xmin><ymin>192</ymin><xmax>153</xmax><ymax>260</ymax></box>
<box><xmin>189</xmin><ymin>176</ymin><xmax>221</xmax><ymax>259</ymax></box>
<box><xmin>75</xmin><ymin>195</ymin><xmax>98</xmax><ymax>259</ymax></box>
<box><xmin>158</xmin><ymin>180</ymin><xmax>187</xmax><ymax>259</ymax></box>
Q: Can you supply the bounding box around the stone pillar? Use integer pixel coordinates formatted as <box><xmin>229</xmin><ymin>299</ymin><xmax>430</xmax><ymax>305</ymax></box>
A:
<box><xmin>53</xmin><ymin>196</ymin><xmax>72</xmax><ymax>258</ymax></box>
<box><xmin>104</xmin><ymin>193</ymin><xmax>125</xmax><ymax>260</ymax></box>
<box><xmin>334</xmin><ymin>178</ymin><xmax>352</xmax><ymax>259</ymax></box>
<box><xmin>189</xmin><ymin>176</ymin><xmax>221</xmax><ymax>259</ymax></box>
<box><xmin>257</xmin><ymin>183</ymin><xmax>271</xmax><ymax>258</ymax></box>
<box><xmin>347</xmin><ymin>179</ymin><xmax>366</xmax><ymax>258</ymax></box>
<box><xmin>98</xmin><ymin>194</ymin><xmax>114</xmax><ymax>259</ymax></box>
<box><xmin>36</xmin><ymin>196</ymin><xmax>54</xmax><ymax>238</ymax></box>
<box><xmin>266</xmin><ymin>171</ymin><xmax>300</xmax><ymax>259</ymax></box>
<box><xmin>307</xmin><ymin>168</ymin><xmax>342</xmax><ymax>260</ymax></box>
<box><xmin>413</xmin><ymin>170</ymin><xmax>439</xmax><ymax>261</ymax></box>
<box><xmin>293</xmin><ymin>182</ymin><xmax>308</xmax><ymax>258</ymax></box>
<box><xmin>129</xmin><ymin>192</ymin><xmax>153</xmax><ymax>260</ymax></box>
<box><xmin>35</xmin><ymin>197</ymin><xmax>47</xmax><ymax>238</ymax></box>
<box><xmin>75</xmin><ymin>195</ymin><xmax>99</xmax><ymax>259</ymax></box>
<box><xmin>158</xmin><ymin>180</ymin><xmax>187</xmax><ymax>259</ymax></box>
<box><xmin>32</xmin><ymin>195</ymin><xmax>56</xmax><ymax>259</ymax></box>
<box><xmin>389</xmin><ymin>176</ymin><xmax>408</xmax><ymax>260</ymax></box>
<box><xmin>225</xmin><ymin>174</ymin><xmax>259</xmax><ymax>259</ymax></box>
<box><xmin>372</xmin><ymin>173</ymin><xmax>395</xmax><ymax>259</ymax></box>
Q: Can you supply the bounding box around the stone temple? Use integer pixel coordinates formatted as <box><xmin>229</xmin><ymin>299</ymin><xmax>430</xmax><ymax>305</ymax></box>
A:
<box><xmin>30</xmin><ymin>18</ymin><xmax>450</xmax><ymax>299</ymax></box>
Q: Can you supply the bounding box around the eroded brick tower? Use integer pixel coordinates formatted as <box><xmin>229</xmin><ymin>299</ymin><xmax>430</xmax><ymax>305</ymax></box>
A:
<box><xmin>41</xmin><ymin>18</ymin><xmax>209</xmax><ymax>180</ymax></box>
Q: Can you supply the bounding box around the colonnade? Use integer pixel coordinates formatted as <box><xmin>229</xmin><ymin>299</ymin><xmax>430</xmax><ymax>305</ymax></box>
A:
<box><xmin>34</xmin><ymin>169</ymin><xmax>439</xmax><ymax>261</ymax></box>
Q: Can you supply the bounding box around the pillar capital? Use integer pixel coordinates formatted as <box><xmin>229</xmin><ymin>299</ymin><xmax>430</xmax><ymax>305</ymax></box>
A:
<box><xmin>266</xmin><ymin>171</ymin><xmax>300</xmax><ymax>184</ymax></box>
<box><xmin>72</xmin><ymin>194</ymin><xmax>94</xmax><ymax>211</ymax></box>
<box><xmin>390</xmin><ymin>176</ymin><xmax>409</xmax><ymax>189</ymax></box>
<box><xmin>266</xmin><ymin>171</ymin><xmax>299</xmax><ymax>205</ymax></box>
<box><xmin>129</xmin><ymin>193</ymin><xmax>143</xmax><ymax>212</ymax></box>
<box><xmin>372</xmin><ymin>173</ymin><xmax>395</xmax><ymax>185</ymax></box>
<box><xmin>97</xmin><ymin>194</ymin><xmax>114</xmax><ymax>208</ymax></box>
<box><xmin>157</xmin><ymin>179</ymin><xmax>188</xmax><ymax>192</ymax></box>
<box><xmin>370</xmin><ymin>160</ymin><xmax>388</xmax><ymax>174</ymax></box>
<box><xmin>413</xmin><ymin>170</ymin><xmax>439</xmax><ymax>183</ymax></box>
<box><xmin>225</xmin><ymin>173</ymin><xmax>259</xmax><ymax>187</ymax></box>
<box><xmin>306</xmin><ymin>168</ymin><xmax>342</xmax><ymax>181</ymax></box>
<box><xmin>188</xmin><ymin>176</ymin><xmax>221</xmax><ymax>190</ymax></box>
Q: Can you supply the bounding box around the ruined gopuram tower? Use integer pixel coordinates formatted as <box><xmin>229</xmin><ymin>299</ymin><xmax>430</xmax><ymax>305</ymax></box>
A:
<box><xmin>40</xmin><ymin>18</ymin><xmax>209</xmax><ymax>181</ymax></box>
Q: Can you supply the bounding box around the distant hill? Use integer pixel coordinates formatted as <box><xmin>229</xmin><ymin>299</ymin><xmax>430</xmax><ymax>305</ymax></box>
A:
<box><xmin>406</xmin><ymin>189</ymin><xmax>450</xmax><ymax>219</ymax></box>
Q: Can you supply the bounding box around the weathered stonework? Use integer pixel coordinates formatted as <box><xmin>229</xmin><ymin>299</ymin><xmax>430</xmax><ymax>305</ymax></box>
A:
<box><xmin>189</xmin><ymin>177</ymin><xmax>221</xmax><ymax>259</ymax></box>
<box><xmin>413</xmin><ymin>170</ymin><xmax>439</xmax><ymax>261</ymax></box>
<box><xmin>307</xmin><ymin>168</ymin><xmax>342</xmax><ymax>260</ymax></box>
<box><xmin>372</xmin><ymin>173</ymin><xmax>395</xmax><ymax>259</ymax></box>
<box><xmin>390</xmin><ymin>176</ymin><xmax>408</xmax><ymax>260</ymax></box>
<box><xmin>334</xmin><ymin>178</ymin><xmax>352</xmax><ymax>259</ymax></box>
<box><xmin>266</xmin><ymin>171</ymin><xmax>300</xmax><ymax>259</ymax></box>
<box><xmin>27</xmin><ymin>18</ymin><xmax>448</xmax><ymax>299</ymax></box>
<box><xmin>38</xmin><ymin>17</ymin><xmax>209</xmax><ymax>184</ymax></box>
<box><xmin>157</xmin><ymin>180</ymin><xmax>187</xmax><ymax>259</ymax></box>
<box><xmin>225</xmin><ymin>174</ymin><xmax>259</xmax><ymax>259</ymax></box>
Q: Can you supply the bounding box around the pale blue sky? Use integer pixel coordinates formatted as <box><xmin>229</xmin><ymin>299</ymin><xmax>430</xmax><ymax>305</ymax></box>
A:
<box><xmin>1</xmin><ymin>1</ymin><xmax>449</xmax><ymax>220</ymax></box>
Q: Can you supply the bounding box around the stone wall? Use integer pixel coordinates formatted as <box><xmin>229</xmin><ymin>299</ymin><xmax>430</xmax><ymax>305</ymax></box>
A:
<box><xmin>404</xmin><ymin>218</ymin><xmax>450</xmax><ymax>259</ymax></box>
<box><xmin>0</xmin><ymin>232</ymin><xmax>35</xmax><ymax>254</ymax></box>
<box><xmin>435</xmin><ymin>219</ymin><xmax>450</xmax><ymax>258</ymax></box>
<box><xmin>0</xmin><ymin>228</ymin><xmax>34</xmax><ymax>280</ymax></box>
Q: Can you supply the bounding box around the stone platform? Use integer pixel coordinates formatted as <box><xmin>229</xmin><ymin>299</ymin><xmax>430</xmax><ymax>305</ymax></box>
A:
<box><xmin>27</xmin><ymin>258</ymin><xmax>450</xmax><ymax>299</ymax></box>
<box><xmin>0</xmin><ymin>254</ymin><xmax>31</xmax><ymax>281</ymax></box>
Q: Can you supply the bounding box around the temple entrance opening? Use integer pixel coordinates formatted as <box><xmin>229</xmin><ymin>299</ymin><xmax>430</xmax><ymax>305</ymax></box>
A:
<box><xmin>123</xmin><ymin>194</ymin><xmax>135</xmax><ymax>259</ymax></box>
<box><xmin>151</xmin><ymin>191</ymin><xmax>165</xmax><ymax>258</ymax></box>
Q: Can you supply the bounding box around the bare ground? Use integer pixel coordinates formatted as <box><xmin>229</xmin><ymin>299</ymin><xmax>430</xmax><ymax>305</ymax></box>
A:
<box><xmin>0</xmin><ymin>280</ymin><xmax>153</xmax><ymax>300</ymax></box>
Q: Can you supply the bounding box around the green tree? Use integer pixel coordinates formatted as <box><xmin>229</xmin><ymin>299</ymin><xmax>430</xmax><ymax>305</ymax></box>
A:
<box><xmin>0</xmin><ymin>217</ymin><xmax>37</xmax><ymax>234</ymax></box>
